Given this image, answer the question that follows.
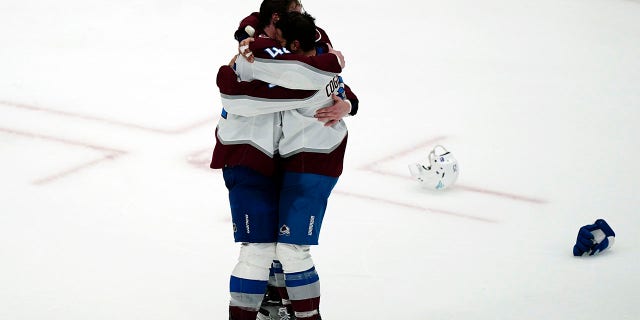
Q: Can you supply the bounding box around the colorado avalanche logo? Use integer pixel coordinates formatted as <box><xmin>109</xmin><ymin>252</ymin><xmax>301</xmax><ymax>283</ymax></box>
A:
<box><xmin>280</xmin><ymin>224</ymin><xmax>291</xmax><ymax>236</ymax></box>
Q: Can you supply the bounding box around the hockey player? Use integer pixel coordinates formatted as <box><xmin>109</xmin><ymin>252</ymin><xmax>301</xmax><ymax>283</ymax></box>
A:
<box><xmin>214</xmin><ymin>9</ymin><xmax>358</xmax><ymax>320</ymax></box>
<box><xmin>235</xmin><ymin>0</ymin><xmax>337</xmax><ymax>57</ymax></box>
<box><xmin>226</xmin><ymin>12</ymin><xmax>358</xmax><ymax>320</ymax></box>
<box><xmin>235</xmin><ymin>0</ymin><xmax>358</xmax><ymax>119</ymax></box>
<box><xmin>228</xmin><ymin>1</ymin><xmax>357</xmax><ymax>318</ymax></box>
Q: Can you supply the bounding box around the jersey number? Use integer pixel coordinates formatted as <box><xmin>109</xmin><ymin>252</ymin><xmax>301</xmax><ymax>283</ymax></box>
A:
<box><xmin>264</xmin><ymin>47</ymin><xmax>291</xmax><ymax>58</ymax></box>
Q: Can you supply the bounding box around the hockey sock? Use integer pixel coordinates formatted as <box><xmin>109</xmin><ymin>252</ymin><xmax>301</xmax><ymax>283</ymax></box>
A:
<box><xmin>285</xmin><ymin>266</ymin><xmax>321</xmax><ymax>320</ymax></box>
<box><xmin>229</xmin><ymin>305</ymin><xmax>260</xmax><ymax>320</ymax></box>
<box><xmin>265</xmin><ymin>260</ymin><xmax>285</xmax><ymax>305</ymax></box>
<box><xmin>229</xmin><ymin>276</ymin><xmax>267</xmax><ymax>320</ymax></box>
<box><xmin>229</xmin><ymin>243</ymin><xmax>274</xmax><ymax>320</ymax></box>
<box><xmin>271</xmin><ymin>260</ymin><xmax>289</xmax><ymax>302</ymax></box>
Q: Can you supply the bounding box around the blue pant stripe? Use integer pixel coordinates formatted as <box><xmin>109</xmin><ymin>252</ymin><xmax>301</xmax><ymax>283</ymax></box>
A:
<box><xmin>230</xmin><ymin>276</ymin><xmax>268</xmax><ymax>294</ymax></box>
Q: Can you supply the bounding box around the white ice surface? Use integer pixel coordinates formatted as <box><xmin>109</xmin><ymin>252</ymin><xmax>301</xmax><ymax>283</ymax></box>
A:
<box><xmin>1</xmin><ymin>0</ymin><xmax>640</xmax><ymax>319</ymax></box>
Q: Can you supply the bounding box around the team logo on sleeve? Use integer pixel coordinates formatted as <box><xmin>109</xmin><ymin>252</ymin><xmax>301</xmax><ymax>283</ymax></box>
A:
<box><xmin>324</xmin><ymin>75</ymin><xmax>344</xmax><ymax>97</ymax></box>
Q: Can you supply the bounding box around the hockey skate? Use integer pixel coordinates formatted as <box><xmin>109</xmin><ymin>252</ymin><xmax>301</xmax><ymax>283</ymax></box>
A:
<box><xmin>257</xmin><ymin>306</ymin><xmax>295</xmax><ymax>320</ymax></box>
<box><xmin>256</xmin><ymin>285</ymin><xmax>295</xmax><ymax>320</ymax></box>
<box><xmin>262</xmin><ymin>285</ymin><xmax>282</xmax><ymax>307</ymax></box>
<box><xmin>257</xmin><ymin>307</ymin><xmax>324</xmax><ymax>320</ymax></box>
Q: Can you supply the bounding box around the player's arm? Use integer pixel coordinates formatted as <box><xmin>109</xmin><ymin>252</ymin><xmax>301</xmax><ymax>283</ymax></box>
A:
<box><xmin>313</xmin><ymin>26</ymin><xmax>333</xmax><ymax>54</ymax></box>
<box><xmin>234</xmin><ymin>12</ymin><xmax>259</xmax><ymax>42</ymax></box>
<box><xmin>235</xmin><ymin>55</ymin><xmax>342</xmax><ymax>90</ymax></box>
<box><xmin>217</xmin><ymin>65</ymin><xmax>327</xmax><ymax>117</ymax></box>
<box><xmin>343</xmin><ymin>84</ymin><xmax>359</xmax><ymax>116</ymax></box>
<box><xmin>314</xmin><ymin>78</ymin><xmax>359</xmax><ymax>126</ymax></box>
<box><xmin>245</xmin><ymin>40</ymin><xmax>358</xmax><ymax>123</ymax></box>
<box><xmin>235</xmin><ymin>37</ymin><xmax>342</xmax><ymax>90</ymax></box>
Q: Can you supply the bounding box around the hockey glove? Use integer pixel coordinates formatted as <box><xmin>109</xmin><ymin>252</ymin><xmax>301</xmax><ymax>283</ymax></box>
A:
<box><xmin>573</xmin><ymin>219</ymin><xmax>615</xmax><ymax>256</ymax></box>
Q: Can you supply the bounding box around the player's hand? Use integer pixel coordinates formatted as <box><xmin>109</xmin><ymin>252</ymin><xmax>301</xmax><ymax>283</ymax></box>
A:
<box><xmin>327</xmin><ymin>43</ymin><xmax>345</xmax><ymax>69</ymax></box>
<box><xmin>315</xmin><ymin>94</ymin><xmax>350</xmax><ymax>127</ymax></box>
<box><xmin>239</xmin><ymin>37</ymin><xmax>255</xmax><ymax>62</ymax></box>
<box><xmin>573</xmin><ymin>219</ymin><xmax>616</xmax><ymax>256</ymax></box>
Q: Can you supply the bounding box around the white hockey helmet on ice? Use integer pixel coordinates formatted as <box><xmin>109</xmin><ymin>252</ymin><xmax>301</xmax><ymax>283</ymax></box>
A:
<box><xmin>408</xmin><ymin>145</ymin><xmax>459</xmax><ymax>190</ymax></box>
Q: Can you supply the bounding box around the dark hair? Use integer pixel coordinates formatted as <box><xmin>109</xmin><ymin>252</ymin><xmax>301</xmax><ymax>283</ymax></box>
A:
<box><xmin>275</xmin><ymin>11</ymin><xmax>317</xmax><ymax>52</ymax></box>
<box><xmin>258</xmin><ymin>0</ymin><xmax>294</xmax><ymax>29</ymax></box>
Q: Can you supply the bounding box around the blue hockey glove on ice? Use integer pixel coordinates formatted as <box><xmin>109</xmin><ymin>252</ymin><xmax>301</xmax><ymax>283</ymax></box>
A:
<box><xmin>573</xmin><ymin>219</ymin><xmax>615</xmax><ymax>256</ymax></box>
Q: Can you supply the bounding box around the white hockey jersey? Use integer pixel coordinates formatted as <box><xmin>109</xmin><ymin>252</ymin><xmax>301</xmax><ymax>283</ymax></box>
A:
<box><xmin>223</xmin><ymin>53</ymin><xmax>347</xmax><ymax>158</ymax></box>
<box><xmin>213</xmin><ymin>36</ymin><xmax>354</xmax><ymax>177</ymax></box>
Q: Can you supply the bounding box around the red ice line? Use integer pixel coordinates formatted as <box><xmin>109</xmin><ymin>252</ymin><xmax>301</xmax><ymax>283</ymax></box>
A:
<box><xmin>359</xmin><ymin>136</ymin><xmax>448</xmax><ymax>170</ymax></box>
<box><xmin>0</xmin><ymin>100</ymin><xmax>212</xmax><ymax>134</ymax></box>
<box><xmin>329</xmin><ymin>136</ymin><xmax>548</xmax><ymax>223</ymax></box>
<box><xmin>365</xmin><ymin>167</ymin><xmax>546</xmax><ymax>205</ymax></box>
<box><xmin>0</xmin><ymin>127</ymin><xmax>126</xmax><ymax>185</ymax></box>
<box><xmin>0</xmin><ymin>99</ymin><xmax>216</xmax><ymax>184</ymax></box>
<box><xmin>334</xmin><ymin>190</ymin><xmax>499</xmax><ymax>224</ymax></box>
<box><xmin>199</xmin><ymin>136</ymin><xmax>546</xmax><ymax>222</ymax></box>
<box><xmin>360</xmin><ymin>137</ymin><xmax>547</xmax><ymax>205</ymax></box>
<box><xmin>187</xmin><ymin>148</ymin><xmax>214</xmax><ymax>169</ymax></box>
<box><xmin>33</xmin><ymin>153</ymin><xmax>121</xmax><ymax>185</ymax></box>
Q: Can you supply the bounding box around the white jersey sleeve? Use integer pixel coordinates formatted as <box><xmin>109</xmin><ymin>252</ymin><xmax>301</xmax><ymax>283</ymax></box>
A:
<box><xmin>235</xmin><ymin>56</ymin><xmax>339</xmax><ymax>90</ymax></box>
<box><xmin>221</xmin><ymin>91</ymin><xmax>333</xmax><ymax>117</ymax></box>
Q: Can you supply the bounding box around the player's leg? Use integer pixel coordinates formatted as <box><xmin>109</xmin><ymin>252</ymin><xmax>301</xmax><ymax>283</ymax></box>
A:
<box><xmin>223</xmin><ymin>166</ymin><xmax>280</xmax><ymax>320</ymax></box>
<box><xmin>266</xmin><ymin>261</ymin><xmax>285</xmax><ymax>306</ymax></box>
<box><xmin>258</xmin><ymin>260</ymin><xmax>292</xmax><ymax>320</ymax></box>
<box><xmin>275</xmin><ymin>243</ymin><xmax>319</xmax><ymax>320</ymax></box>
<box><xmin>278</xmin><ymin>171</ymin><xmax>338</xmax><ymax>244</ymax></box>
<box><xmin>276</xmin><ymin>171</ymin><xmax>338</xmax><ymax>320</ymax></box>
<box><xmin>258</xmin><ymin>260</ymin><xmax>286</xmax><ymax>312</ymax></box>
<box><xmin>261</xmin><ymin>161</ymin><xmax>288</xmax><ymax>319</ymax></box>
<box><xmin>230</xmin><ymin>243</ymin><xmax>276</xmax><ymax>320</ymax></box>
